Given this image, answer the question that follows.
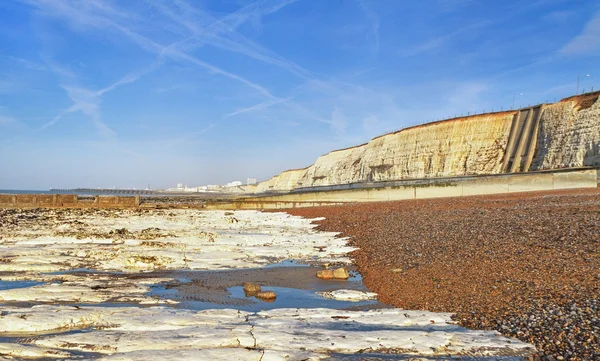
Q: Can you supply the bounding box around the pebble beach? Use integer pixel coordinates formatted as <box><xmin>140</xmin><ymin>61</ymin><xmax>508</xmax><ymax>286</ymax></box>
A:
<box><xmin>287</xmin><ymin>188</ymin><xmax>600</xmax><ymax>361</ymax></box>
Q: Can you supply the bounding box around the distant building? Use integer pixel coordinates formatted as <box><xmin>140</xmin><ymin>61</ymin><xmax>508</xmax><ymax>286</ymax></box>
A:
<box><xmin>225</xmin><ymin>181</ymin><xmax>243</xmax><ymax>187</ymax></box>
<box><xmin>166</xmin><ymin>183</ymin><xmax>187</xmax><ymax>192</ymax></box>
<box><xmin>247</xmin><ymin>178</ymin><xmax>257</xmax><ymax>185</ymax></box>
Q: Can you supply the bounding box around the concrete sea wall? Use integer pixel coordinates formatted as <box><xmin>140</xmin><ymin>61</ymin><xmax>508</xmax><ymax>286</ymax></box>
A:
<box><xmin>209</xmin><ymin>168</ymin><xmax>597</xmax><ymax>210</ymax></box>
<box><xmin>255</xmin><ymin>92</ymin><xmax>600</xmax><ymax>193</ymax></box>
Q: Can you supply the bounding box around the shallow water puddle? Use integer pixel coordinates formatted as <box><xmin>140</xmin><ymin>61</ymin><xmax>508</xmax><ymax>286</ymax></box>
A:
<box><xmin>227</xmin><ymin>285</ymin><xmax>379</xmax><ymax>311</ymax></box>
<box><xmin>146</xmin><ymin>263</ymin><xmax>383</xmax><ymax>312</ymax></box>
<box><xmin>263</xmin><ymin>259</ymin><xmax>310</xmax><ymax>268</ymax></box>
<box><xmin>0</xmin><ymin>280</ymin><xmax>44</xmax><ymax>291</ymax></box>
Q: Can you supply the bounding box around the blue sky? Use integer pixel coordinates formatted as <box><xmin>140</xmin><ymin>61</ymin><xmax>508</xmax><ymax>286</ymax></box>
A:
<box><xmin>1</xmin><ymin>0</ymin><xmax>599</xmax><ymax>190</ymax></box>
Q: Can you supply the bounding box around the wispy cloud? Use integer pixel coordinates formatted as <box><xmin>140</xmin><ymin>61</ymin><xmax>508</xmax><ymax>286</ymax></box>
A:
<box><xmin>150</xmin><ymin>0</ymin><xmax>314</xmax><ymax>80</ymax></box>
<box><xmin>146</xmin><ymin>0</ymin><xmax>358</xmax><ymax>131</ymax></box>
<box><xmin>24</xmin><ymin>0</ymin><xmax>290</xmax><ymax>137</ymax></box>
<box><xmin>38</xmin><ymin>59</ymin><xmax>165</xmax><ymax>138</ymax></box>
<box><xmin>225</xmin><ymin>97</ymin><xmax>293</xmax><ymax>117</ymax></box>
<box><xmin>560</xmin><ymin>11</ymin><xmax>600</xmax><ymax>55</ymax></box>
<box><xmin>39</xmin><ymin>85</ymin><xmax>116</xmax><ymax>139</ymax></box>
<box><xmin>97</xmin><ymin>61</ymin><xmax>163</xmax><ymax>96</ymax></box>
<box><xmin>402</xmin><ymin>0</ymin><xmax>567</xmax><ymax>58</ymax></box>
<box><xmin>402</xmin><ymin>20</ymin><xmax>492</xmax><ymax>56</ymax></box>
<box><xmin>5</xmin><ymin>56</ymin><xmax>47</xmax><ymax>71</ymax></box>
<box><xmin>330</xmin><ymin>107</ymin><xmax>348</xmax><ymax>134</ymax></box>
<box><xmin>160</xmin><ymin>122</ymin><xmax>216</xmax><ymax>149</ymax></box>
<box><xmin>356</xmin><ymin>0</ymin><xmax>380</xmax><ymax>53</ymax></box>
<box><xmin>30</xmin><ymin>0</ymin><xmax>383</xmax><ymax>136</ymax></box>
<box><xmin>493</xmin><ymin>56</ymin><xmax>556</xmax><ymax>79</ymax></box>
<box><xmin>38</xmin><ymin>0</ymin><xmax>287</xmax><ymax>101</ymax></box>
<box><xmin>542</xmin><ymin>10</ymin><xmax>574</xmax><ymax>23</ymax></box>
<box><xmin>153</xmin><ymin>84</ymin><xmax>192</xmax><ymax>94</ymax></box>
<box><xmin>41</xmin><ymin>58</ymin><xmax>77</xmax><ymax>80</ymax></box>
<box><xmin>153</xmin><ymin>0</ymin><xmax>394</xmax><ymax>135</ymax></box>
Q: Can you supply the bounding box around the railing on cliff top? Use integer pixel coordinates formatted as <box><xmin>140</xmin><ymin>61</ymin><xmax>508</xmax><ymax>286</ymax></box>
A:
<box><xmin>370</xmin><ymin>88</ymin><xmax>597</xmax><ymax>142</ymax></box>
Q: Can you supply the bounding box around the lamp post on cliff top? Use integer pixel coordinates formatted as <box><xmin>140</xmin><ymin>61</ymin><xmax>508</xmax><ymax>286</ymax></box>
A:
<box><xmin>512</xmin><ymin>93</ymin><xmax>523</xmax><ymax>110</ymax></box>
<box><xmin>577</xmin><ymin>74</ymin><xmax>590</xmax><ymax>94</ymax></box>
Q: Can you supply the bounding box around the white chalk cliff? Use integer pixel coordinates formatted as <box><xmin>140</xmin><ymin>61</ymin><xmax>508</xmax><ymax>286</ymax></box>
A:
<box><xmin>256</xmin><ymin>92</ymin><xmax>600</xmax><ymax>192</ymax></box>
<box><xmin>532</xmin><ymin>93</ymin><xmax>600</xmax><ymax>170</ymax></box>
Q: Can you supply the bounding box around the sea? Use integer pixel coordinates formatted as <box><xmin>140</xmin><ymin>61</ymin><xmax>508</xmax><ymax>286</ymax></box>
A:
<box><xmin>0</xmin><ymin>189</ymin><xmax>61</xmax><ymax>195</ymax></box>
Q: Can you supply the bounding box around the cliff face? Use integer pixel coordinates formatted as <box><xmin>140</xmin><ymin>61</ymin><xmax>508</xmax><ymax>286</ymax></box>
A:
<box><xmin>293</xmin><ymin>113</ymin><xmax>515</xmax><ymax>188</ymax></box>
<box><xmin>254</xmin><ymin>168</ymin><xmax>307</xmax><ymax>192</ymax></box>
<box><xmin>531</xmin><ymin>93</ymin><xmax>600</xmax><ymax>170</ymax></box>
<box><xmin>255</xmin><ymin>93</ymin><xmax>600</xmax><ymax>193</ymax></box>
<box><xmin>297</xmin><ymin>145</ymin><xmax>367</xmax><ymax>188</ymax></box>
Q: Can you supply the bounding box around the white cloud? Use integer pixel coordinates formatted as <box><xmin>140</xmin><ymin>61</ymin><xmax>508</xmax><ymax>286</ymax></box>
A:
<box><xmin>561</xmin><ymin>12</ymin><xmax>600</xmax><ymax>55</ymax></box>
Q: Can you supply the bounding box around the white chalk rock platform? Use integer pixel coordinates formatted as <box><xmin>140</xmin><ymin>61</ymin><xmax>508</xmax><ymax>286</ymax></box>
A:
<box><xmin>0</xmin><ymin>305</ymin><xmax>534</xmax><ymax>360</ymax></box>
<box><xmin>0</xmin><ymin>210</ymin><xmax>354</xmax><ymax>274</ymax></box>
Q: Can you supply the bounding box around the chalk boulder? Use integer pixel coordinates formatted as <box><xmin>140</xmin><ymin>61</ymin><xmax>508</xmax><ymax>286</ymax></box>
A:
<box><xmin>316</xmin><ymin>270</ymin><xmax>334</xmax><ymax>280</ymax></box>
<box><xmin>333</xmin><ymin>267</ymin><xmax>349</xmax><ymax>279</ymax></box>
<box><xmin>243</xmin><ymin>282</ymin><xmax>261</xmax><ymax>294</ymax></box>
<box><xmin>256</xmin><ymin>291</ymin><xmax>276</xmax><ymax>301</ymax></box>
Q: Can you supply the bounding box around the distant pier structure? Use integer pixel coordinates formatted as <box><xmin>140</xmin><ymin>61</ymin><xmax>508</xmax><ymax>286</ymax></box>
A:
<box><xmin>49</xmin><ymin>188</ymin><xmax>158</xmax><ymax>195</ymax></box>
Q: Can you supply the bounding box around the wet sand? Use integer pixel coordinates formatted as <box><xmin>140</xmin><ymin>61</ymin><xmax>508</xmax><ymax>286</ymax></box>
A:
<box><xmin>286</xmin><ymin>188</ymin><xmax>600</xmax><ymax>361</ymax></box>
